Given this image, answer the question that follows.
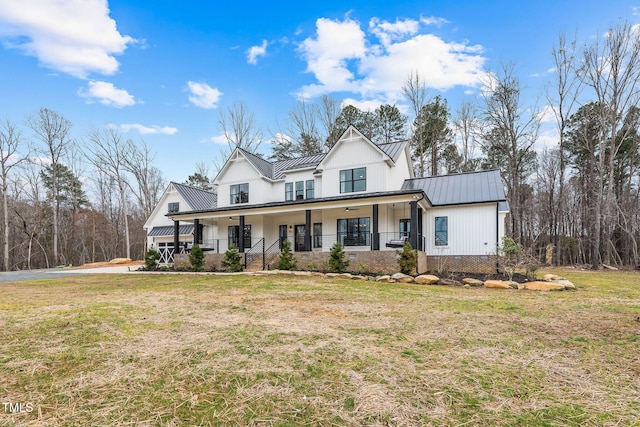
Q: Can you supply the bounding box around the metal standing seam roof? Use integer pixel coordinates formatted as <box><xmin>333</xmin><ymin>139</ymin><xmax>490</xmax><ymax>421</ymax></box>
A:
<box><xmin>148</xmin><ymin>224</ymin><xmax>194</xmax><ymax>237</ymax></box>
<box><xmin>401</xmin><ymin>169</ymin><xmax>507</xmax><ymax>206</ymax></box>
<box><xmin>238</xmin><ymin>140</ymin><xmax>408</xmax><ymax>180</ymax></box>
<box><xmin>171</xmin><ymin>182</ymin><xmax>218</xmax><ymax>210</ymax></box>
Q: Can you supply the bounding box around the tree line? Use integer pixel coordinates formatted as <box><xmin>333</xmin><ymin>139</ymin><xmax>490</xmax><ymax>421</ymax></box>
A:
<box><xmin>2</xmin><ymin>21</ymin><xmax>639</xmax><ymax>270</ymax></box>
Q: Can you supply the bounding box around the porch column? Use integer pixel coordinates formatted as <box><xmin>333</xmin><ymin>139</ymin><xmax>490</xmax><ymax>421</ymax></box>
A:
<box><xmin>417</xmin><ymin>207</ymin><xmax>423</xmax><ymax>250</ymax></box>
<box><xmin>239</xmin><ymin>215</ymin><xmax>245</xmax><ymax>253</ymax></box>
<box><xmin>173</xmin><ymin>220</ymin><xmax>180</xmax><ymax>257</ymax></box>
<box><xmin>372</xmin><ymin>204</ymin><xmax>379</xmax><ymax>250</ymax></box>
<box><xmin>193</xmin><ymin>219</ymin><xmax>200</xmax><ymax>244</ymax></box>
<box><xmin>304</xmin><ymin>209</ymin><xmax>311</xmax><ymax>251</ymax></box>
<box><xmin>410</xmin><ymin>201</ymin><xmax>418</xmax><ymax>249</ymax></box>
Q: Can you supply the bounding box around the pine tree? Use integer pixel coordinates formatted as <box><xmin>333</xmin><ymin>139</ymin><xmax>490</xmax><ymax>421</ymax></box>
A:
<box><xmin>189</xmin><ymin>244</ymin><xmax>205</xmax><ymax>271</ymax></box>
<box><xmin>221</xmin><ymin>245</ymin><xmax>243</xmax><ymax>272</ymax></box>
<box><xmin>397</xmin><ymin>242</ymin><xmax>417</xmax><ymax>275</ymax></box>
<box><xmin>277</xmin><ymin>239</ymin><xmax>297</xmax><ymax>270</ymax></box>
<box><xmin>328</xmin><ymin>242</ymin><xmax>349</xmax><ymax>273</ymax></box>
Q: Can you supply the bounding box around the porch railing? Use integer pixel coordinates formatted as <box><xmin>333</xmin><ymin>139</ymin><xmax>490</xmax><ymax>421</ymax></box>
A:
<box><xmin>264</xmin><ymin>239</ymin><xmax>282</xmax><ymax>270</ymax></box>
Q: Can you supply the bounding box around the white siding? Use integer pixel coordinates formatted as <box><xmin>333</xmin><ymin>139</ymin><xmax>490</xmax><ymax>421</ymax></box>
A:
<box><xmin>216</xmin><ymin>157</ymin><xmax>267</xmax><ymax>207</ymax></box>
<box><xmin>424</xmin><ymin>204</ymin><xmax>500</xmax><ymax>256</ymax></box>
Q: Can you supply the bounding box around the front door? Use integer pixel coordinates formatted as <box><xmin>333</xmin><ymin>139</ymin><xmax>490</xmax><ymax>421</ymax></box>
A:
<box><xmin>294</xmin><ymin>225</ymin><xmax>305</xmax><ymax>252</ymax></box>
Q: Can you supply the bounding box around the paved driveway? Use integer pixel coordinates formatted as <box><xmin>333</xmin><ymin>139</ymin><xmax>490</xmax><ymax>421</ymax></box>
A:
<box><xmin>0</xmin><ymin>265</ymin><xmax>141</xmax><ymax>283</ymax></box>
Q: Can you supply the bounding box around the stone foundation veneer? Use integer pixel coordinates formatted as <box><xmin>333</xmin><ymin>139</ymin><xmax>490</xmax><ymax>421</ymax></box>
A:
<box><xmin>175</xmin><ymin>252</ymin><xmax>496</xmax><ymax>275</ymax></box>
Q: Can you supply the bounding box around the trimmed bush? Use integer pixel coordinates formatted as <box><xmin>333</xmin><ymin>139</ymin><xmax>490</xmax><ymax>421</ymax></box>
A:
<box><xmin>397</xmin><ymin>242</ymin><xmax>417</xmax><ymax>275</ymax></box>
<box><xmin>222</xmin><ymin>245</ymin><xmax>243</xmax><ymax>272</ymax></box>
<box><xmin>277</xmin><ymin>239</ymin><xmax>297</xmax><ymax>270</ymax></box>
<box><xmin>189</xmin><ymin>244</ymin><xmax>205</xmax><ymax>271</ymax></box>
<box><xmin>144</xmin><ymin>247</ymin><xmax>161</xmax><ymax>270</ymax></box>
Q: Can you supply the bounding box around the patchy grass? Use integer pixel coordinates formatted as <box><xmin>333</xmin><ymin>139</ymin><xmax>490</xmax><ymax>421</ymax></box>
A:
<box><xmin>0</xmin><ymin>270</ymin><xmax>639</xmax><ymax>426</ymax></box>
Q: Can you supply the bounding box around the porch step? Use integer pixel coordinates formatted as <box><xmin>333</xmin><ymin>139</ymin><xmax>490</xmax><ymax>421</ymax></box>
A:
<box><xmin>245</xmin><ymin>255</ymin><xmax>264</xmax><ymax>272</ymax></box>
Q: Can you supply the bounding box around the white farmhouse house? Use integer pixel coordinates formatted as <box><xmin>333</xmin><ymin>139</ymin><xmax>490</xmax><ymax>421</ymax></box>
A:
<box><xmin>143</xmin><ymin>126</ymin><xmax>509</xmax><ymax>273</ymax></box>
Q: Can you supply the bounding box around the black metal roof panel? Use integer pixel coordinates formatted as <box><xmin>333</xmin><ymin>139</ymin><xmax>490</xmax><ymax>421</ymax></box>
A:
<box><xmin>172</xmin><ymin>182</ymin><xmax>218</xmax><ymax>210</ymax></box>
<box><xmin>376</xmin><ymin>140</ymin><xmax>408</xmax><ymax>162</ymax></box>
<box><xmin>238</xmin><ymin>148</ymin><xmax>275</xmax><ymax>179</ymax></box>
<box><xmin>148</xmin><ymin>224</ymin><xmax>194</xmax><ymax>237</ymax></box>
<box><xmin>274</xmin><ymin>153</ymin><xmax>327</xmax><ymax>178</ymax></box>
<box><xmin>402</xmin><ymin>169</ymin><xmax>506</xmax><ymax>206</ymax></box>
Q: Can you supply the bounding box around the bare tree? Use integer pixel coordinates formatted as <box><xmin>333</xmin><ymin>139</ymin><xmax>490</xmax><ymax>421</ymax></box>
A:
<box><xmin>317</xmin><ymin>94</ymin><xmax>342</xmax><ymax>149</ymax></box>
<box><xmin>85</xmin><ymin>127</ymin><xmax>133</xmax><ymax>259</ymax></box>
<box><xmin>218</xmin><ymin>101</ymin><xmax>263</xmax><ymax>153</ymax></box>
<box><xmin>402</xmin><ymin>71</ymin><xmax>430</xmax><ymax>176</ymax></box>
<box><xmin>123</xmin><ymin>139</ymin><xmax>166</xmax><ymax>219</ymax></box>
<box><xmin>453</xmin><ymin>100</ymin><xmax>480</xmax><ymax>171</ymax></box>
<box><xmin>480</xmin><ymin>62</ymin><xmax>541</xmax><ymax>243</ymax></box>
<box><xmin>580</xmin><ymin>20</ymin><xmax>640</xmax><ymax>268</ymax></box>
<box><xmin>28</xmin><ymin>108</ymin><xmax>73</xmax><ymax>266</ymax></box>
<box><xmin>547</xmin><ymin>32</ymin><xmax>582</xmax><ymax>265</ymax></box>
<box><xmin>0</xmin><ymin>119</ymin><xmax>26</xmax><ymax>271</ymax></box>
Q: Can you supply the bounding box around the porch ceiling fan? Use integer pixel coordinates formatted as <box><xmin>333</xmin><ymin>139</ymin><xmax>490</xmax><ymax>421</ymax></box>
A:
<box><xmin>344</xmin><ymin>207</ymin><xmax>360</xmax><ymax>211</ymax></box>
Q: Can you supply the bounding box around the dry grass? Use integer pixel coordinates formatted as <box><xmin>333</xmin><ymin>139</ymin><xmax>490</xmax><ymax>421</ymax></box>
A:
<box><xmin>0</xmin><ymin>269</ymin><xmax>639</xmax><ymax>426</ymax></box>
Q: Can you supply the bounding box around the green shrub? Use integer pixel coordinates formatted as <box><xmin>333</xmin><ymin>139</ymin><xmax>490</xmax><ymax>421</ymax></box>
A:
<box><xmin>189</xmin><ymin>244</ymin><xmax>205</xmax><ymax>271</ymax></box>
<box><xmin>222</xmin><ymin>245</ymin><xmax>243</xmax><ymax>272</ymax></box>
<box><xmin>277</xmin><ymin>239</ymin><xmax>297</xmax><ymax>270</ymax></box>
<box><xmin>397</xmin><ymin>242</ymin><xmax>417</xmax><ymax>275</ymax></box>
<box><xmin>144</xmin><ymin>247</ymin><xmax>161</xmax><ymax>270</ymax></box>
<box><xmin>328</xmin><ymin>242</ymin><xmax>349</xmax><ymax>273</ymax></box>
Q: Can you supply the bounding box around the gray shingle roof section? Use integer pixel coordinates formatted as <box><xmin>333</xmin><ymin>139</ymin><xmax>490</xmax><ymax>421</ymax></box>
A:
<box><xmin>172</xmin><ymin>182</ymin><xmax>218</xmax><ymax>210</ymax></box>
<box><xmin>376</xmin><ymin>140</ymin><xmax>408</xmax><ymax>162</ymax></box>
<box><xmin>148</xmin><ymin>224</ymin><xmax>194</xmax><ymax>237</ymax></box>
<box><xmin>402</xmin><ymin>170</ymin><xmax>507</xmax><ymax>206</ymax></box>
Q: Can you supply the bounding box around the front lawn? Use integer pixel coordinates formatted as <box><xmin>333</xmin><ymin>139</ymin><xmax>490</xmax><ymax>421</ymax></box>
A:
<box><xmin>0</xmin><ymin>269</ymin><xmax>638</xmax><ymax>426</ymax></box>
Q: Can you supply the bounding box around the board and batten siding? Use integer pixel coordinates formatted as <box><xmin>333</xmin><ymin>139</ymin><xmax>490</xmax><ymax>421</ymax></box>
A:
<box><xmin>216</xmin><ymin>157</ymin><xmax>267</xmax><ymax>207</ymax></box>
<box><xmin>424</xmin><ymin>203</ymin><xmax>501</xmax><ymax>256</ymax></box>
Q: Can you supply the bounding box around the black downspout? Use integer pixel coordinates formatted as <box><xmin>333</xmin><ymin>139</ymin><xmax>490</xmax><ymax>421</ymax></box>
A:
<box><xmin>496</xmin><ymin>202</ymin><xmax>500</xmax><ymax>273</ymax></box>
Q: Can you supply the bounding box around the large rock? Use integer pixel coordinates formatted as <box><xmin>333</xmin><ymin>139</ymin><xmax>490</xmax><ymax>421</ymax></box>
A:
<box><xmin>551</xmin><ymin>279</ymin><xmax>576</xmax><ymax>290</ymax></box>
<box><xmin>325</xmin><ymin>273</ymin><xmax>353</xmax><ymax>279</ymax></box>
<box><xmin>415</xmin><ymin>274</ymin><xmax>440</xmax><ymax>285</ymax></box>
<box><xmin>543</xmin><ymin>273</ymin><xmax>565</xmax><ymax>281</ymax></box>
<box><xmin>438</xmin><ymin>278</ymin><xmax>463</xmax><ymax>287</ymax></box>
<box><xmin>523</xmin><ymin>281</ymin><xmax>566</xmax><ymax>291</ymax></box>
<box><xmin>376</xmin><ymin>275</ymin><xmax>395</xmax><ymax>283</ymax></box>
<box><xmin>484</xmin><ymin>280</ymin><xmax>511</xmax><ymax>289</ymax></box>
<box><xmin>462</xmin><ymin>278</ymin><xmax>484</xmax><ymax>287</ymax></box>
<box><xmin>109</xmin><ymin>258</ymin><xmax>132</xmax><ymax>264</ymax></box>
<box><xmin>391</xmin><ymin>272</ymin><xmax>415</xmax><ymax>283</ymax></box>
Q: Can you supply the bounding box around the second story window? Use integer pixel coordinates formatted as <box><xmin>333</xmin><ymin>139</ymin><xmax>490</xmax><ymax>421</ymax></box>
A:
<box><xmin>285</xmin><ymin>182</ymin><xmax>293</xmax><ymax>201</ymax></box>
<box><xmin>295</xmin><ymin>181</ymin><xmax>304</xmax><ymax>200</ymax></box>
<box><xmin>306</xmin><ymin>180</ymin><xmax>314</xmax><ymax>199</ymax></box>
<box><xmin>340</xmin><ymin>167</ymin><xmax>366</xmax><ymax>193</ymax></box>
<box><xmin>230</xmin><ymin>183</ymin><xmax>249</xmax><ymax>204</ymax></box>
<box><xmin>168</xmin><ymin>202</ymin><xmax>179</xmax><ymax>213</ymax></box>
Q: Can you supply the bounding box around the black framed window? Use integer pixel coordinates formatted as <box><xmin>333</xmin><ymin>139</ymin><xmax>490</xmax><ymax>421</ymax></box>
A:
<box><xmin>306</xmin><ymin>180</ymin><xmax>314</xmax><ymax>199</ymax></box>
<box><xmin>295</xmin><ymin>181</ymin><xmax>304</xmax><ymax>200</ymax></box>
<box><xmin>340</xmin><ymin>167</ymin><xmax>366</xmax><ymax>193</ymax></box>
<box><xmin>337</xmin><ymin>217</ymin><xmax>370</xmax><ymax>246</ymax></box>
<box><xmin>230</xmin><ymin>183</ymin><xmax>249</xmax><ymax>204</ymax></box>
<box><xmin>168</xmin><ymin>202</ymin><xmax>179</xmax><ymax>213</ymax></box>
<box><xmin>285</xmin><ymin>182</ymin><xmax>293</xmax><ymax>201</ymax></box>
<box><xmin>435</xmin><ymin>216</ymin><xmax>448</xmax><ymax>246</ymax></box>
<box><xmin>228</xmin><ymin>225</ymin><xmax>251</xmax><ymax>249</ymax></box>
<box><xmin>399</xmin><ymin>219</ymin><xmax>410</xmax><ymax>238</ymax></box>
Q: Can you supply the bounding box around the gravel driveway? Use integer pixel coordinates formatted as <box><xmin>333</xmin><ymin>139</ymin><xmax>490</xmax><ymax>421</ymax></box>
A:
<box><xmin>0</xmin><ymin>265</ymin><xmax>141</xmax><ymax>283</ymax></box>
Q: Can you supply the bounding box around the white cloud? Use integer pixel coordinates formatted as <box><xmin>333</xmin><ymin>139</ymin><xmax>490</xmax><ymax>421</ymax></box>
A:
<box><xmin>298</xmin><ymin>16</ymin><xmax>486</xmax><ymax>101</ymax></box>
<box><xmin>120</xmin><ymin>123</ymin><xmax>178</xmax><ymax>135</ymax></box>
<box><xmin>79</xmin><ymin>81</ymin><xmax>137</xmax><ymax>107</ymax></box>
<box><xmin>420</xmin><ymin>16</ymin><xmax>449</xmax><ymax>27</ymax></box>
<box><xmin>209</xmin><ymin>133</ymin><xmax>229</xmax><ymax>144</ymax></box>
<box><xmin>0</xmin><ymin>0</ymin><xmax>135</xmax><ymax>78</ymax></box>
<box><xmin>538</xmin><ymin>105</ymin><xmax>557</xmax><ymax>124</ymax></box>
<box><xmin>247</xmin><ymin>39</ymin><xmax>268</xmax><ymax>65</ymax></box>
<box><xmin>187</xmin><ymin>81</ymin><xmax>223</xmax><ymax>109</ymax></box>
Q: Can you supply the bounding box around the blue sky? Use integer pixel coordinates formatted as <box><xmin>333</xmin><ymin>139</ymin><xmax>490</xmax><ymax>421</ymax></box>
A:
<box><xmin>0</xmin><ymin>0</ymin><xmax>639</xmax><ymax>184</ymax></box>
